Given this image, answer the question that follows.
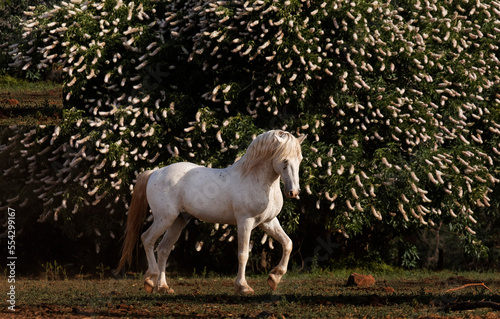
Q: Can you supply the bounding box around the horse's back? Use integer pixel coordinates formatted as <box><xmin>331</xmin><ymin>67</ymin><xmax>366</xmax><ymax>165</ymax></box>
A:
<box><xmin>146</xmin><ymin>162</ymin><xmax>198</xmax><ymax>208</ymax></box>
<box><xmin>147</xmin><ymin>162</ymin><xmax>199</xmax><ymax>194</ymax></box>
<box><xmin>146</xmin><ymin>162</ymin><xmax>237</xmax><ymax>223</ymax></box>
<box><xmin>151</xmin><ymin>162</ymin><xmax>199</xmax><ymax>180</ymax></box>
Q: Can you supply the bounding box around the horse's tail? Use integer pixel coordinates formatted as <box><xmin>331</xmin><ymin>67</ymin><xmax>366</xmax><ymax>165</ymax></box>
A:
<box><xmin>115</xmin><ymin>170</ymin><xmax>155</xmax><ymax>275</ymax></box>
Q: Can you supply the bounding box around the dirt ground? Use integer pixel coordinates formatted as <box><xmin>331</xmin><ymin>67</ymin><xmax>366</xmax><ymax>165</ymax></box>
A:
<box><xmin>1</xmin><ymin>273</ymin><xmax>499</xmax><ymax>318</ymax></box>
<box><xmin>0</xmin><ymin>88</ymin><xmax>63</xmax><ymax>125</ymax></box>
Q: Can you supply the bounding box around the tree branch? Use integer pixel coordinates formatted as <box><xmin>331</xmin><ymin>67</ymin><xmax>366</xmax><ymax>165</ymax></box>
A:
<box><xmin>445</xmin><ymin>283</ymin><xmax>492</xmax><ymax>293</ymax></box>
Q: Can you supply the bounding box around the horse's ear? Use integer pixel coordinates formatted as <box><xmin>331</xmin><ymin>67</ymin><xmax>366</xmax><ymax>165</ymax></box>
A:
<box><xmin>297</xmin><ymin>134</ymin><xmax>307</xmax><ymax>144</ymax></box>
<box><xmin>275</xmin><ymin>130</ymin><xmax>287</xmax><ymax>143</ymax></box>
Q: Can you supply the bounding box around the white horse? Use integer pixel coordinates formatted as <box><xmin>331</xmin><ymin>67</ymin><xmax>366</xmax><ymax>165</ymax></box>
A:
<box><xmin>116</xmin><ymin>130</ymin><xmax>306</xmax><ymax>294</ymax></box>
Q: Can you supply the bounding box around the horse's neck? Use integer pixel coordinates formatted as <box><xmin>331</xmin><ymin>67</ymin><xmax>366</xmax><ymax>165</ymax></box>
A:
<box><xmin>255</xmin><ymin>161</ymin><xmax>280</xmax><ymax>185</ymax></box>
<box><xmin>232</xmin><ymin>158</ymin><xmax>280</xmax><ymax>186</ymax></box>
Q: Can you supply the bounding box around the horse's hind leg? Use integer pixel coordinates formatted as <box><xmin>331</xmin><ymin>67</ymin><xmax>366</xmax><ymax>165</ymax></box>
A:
<box><xmin>156</xmin><ymin>213</ymin><xmax>191</xmax><ymax>293</ymax></box>
<box><xmin>141</xmin><ymin>213</ymin><xmax>176</xmax><ymax>293</ymax></box>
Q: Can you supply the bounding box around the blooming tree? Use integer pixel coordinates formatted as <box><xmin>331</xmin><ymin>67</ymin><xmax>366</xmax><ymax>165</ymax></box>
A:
<box><xmin>2</xmin><ymin>0</ymin><xmax>499</xmax><ymax>266</ymax></box>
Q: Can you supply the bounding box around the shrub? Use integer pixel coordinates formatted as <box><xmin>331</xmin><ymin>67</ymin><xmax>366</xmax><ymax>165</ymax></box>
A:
<box><xmin>2</xmin><ymin>0</ymin><xmax>499</xmax><ymax>270</ymax></box>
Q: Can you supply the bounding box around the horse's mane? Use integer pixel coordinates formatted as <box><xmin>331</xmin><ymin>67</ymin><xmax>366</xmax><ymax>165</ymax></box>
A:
<box><xmin>238</xmin><ymin>130</ymin><xmax>302</xmax><ymax>177</ymax></box>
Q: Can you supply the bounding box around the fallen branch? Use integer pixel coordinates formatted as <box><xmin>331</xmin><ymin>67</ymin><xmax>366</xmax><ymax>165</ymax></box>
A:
<box><xmin>446</xmin><ymin>301</ymin><xmax>500</xmax><ymax>312</ymax></box>
<box><xmin>445</xmin><ymin>283</ymin><xmax>492</xmax><ymax>293</ymax></box>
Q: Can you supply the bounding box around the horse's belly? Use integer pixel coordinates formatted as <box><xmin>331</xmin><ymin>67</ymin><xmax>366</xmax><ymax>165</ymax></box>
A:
<box><xmin>179</xmin><ymin>169</ymin><xmax>238</xmax><ymax>224</ymax></box>
<box><xmin>181</xmin><ymin>195</ymin><xmax>237</xmax><ymax>224</ymax></box>
<box><xmin>191</xmin><ymin>210</ymin><xmax>237</xmax><ymax>225</ymax></box>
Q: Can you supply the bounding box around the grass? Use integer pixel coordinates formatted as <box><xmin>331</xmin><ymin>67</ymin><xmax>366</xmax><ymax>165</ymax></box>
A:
<box><xmin>41</xmin><ymin>261</ymin><xmax>68</xmax><ymax>281</ymax></box>
<box><xmin>0</xmin><ymin>74</ymin><xmax>63</xmax><ymax>125</ymax></box>
<box><xmin>2</xmin><ymin>269</ymin><xmax>499</xmax><ymax>318</ymax></box>
<box><xmin>0</xmin><ymin>74</ymin><xmax>61</xmax><ymax>91</ymax></box>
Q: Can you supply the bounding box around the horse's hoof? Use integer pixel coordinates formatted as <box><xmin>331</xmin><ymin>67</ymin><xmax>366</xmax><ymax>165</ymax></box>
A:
<box><xmin>236</xmin><ymin>286</ymin><xmax>255</xmax><ymax>295</ymax></box>
<box><xmin>144</xmin><ymin>279</ymin><xmax>155</xmax><ymax>293</ymax></box>
<box><xmin>267</xmin><ymin>277</ymin><xmax>278</xmax><ymax>291</ymax></box>
<box><xmin>267</xmin><ymin>277</ymin><xmax>277</xmax><ymax>291</ymax></box>
<box><xmin>158</xmin><ymin>286</ymin><xmax>175</xmax><ymax>294</ymax></box>
<box><xmin>267</xmin><ymin>273</ymin><xmax>282</xmax><ymax>291</ymax></box>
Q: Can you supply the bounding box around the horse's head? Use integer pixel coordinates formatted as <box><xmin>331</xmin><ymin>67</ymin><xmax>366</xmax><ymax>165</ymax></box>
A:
<box><xmin>272</xmin><ymin>131</ymin><xmax>306</xmax><ymax>199</ymax></box>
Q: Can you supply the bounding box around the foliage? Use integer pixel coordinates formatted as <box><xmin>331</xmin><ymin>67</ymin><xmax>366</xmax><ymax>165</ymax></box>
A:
<box><xmin>0</xmin><ymin>0</ymin><xmax>60</xmax><ymax>72</ymax></box>
<box><xmin>1</xmin><ymin>0</ymin><xmax>500</xmax><ymax>270</ymax></box>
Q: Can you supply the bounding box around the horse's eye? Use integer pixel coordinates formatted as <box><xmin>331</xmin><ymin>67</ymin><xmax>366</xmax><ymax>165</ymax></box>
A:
<box><xmin>283</xmin><ymin>159</ymin><xmax>288</xmax><ymax>170</ymax></box>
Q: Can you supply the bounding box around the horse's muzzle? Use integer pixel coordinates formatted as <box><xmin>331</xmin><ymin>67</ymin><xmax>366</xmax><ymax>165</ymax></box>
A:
<box><xmin>285</xmin><ymin>189</ymin><xmax>300</xmax><ymax>199</ymax></box>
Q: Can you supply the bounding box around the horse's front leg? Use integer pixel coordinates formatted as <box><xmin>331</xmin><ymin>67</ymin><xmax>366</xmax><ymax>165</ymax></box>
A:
<box><xmin>235</xmin><ymin>219</ymin><xmax>255</xmax><ymax>294</ymax></box>
<box><xmin>259</xmin><ymin>217</ymin><xmax>292</xmax><ymax>291</ymax></box>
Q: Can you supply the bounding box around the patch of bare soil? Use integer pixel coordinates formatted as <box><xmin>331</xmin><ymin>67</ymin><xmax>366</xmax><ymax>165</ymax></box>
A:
<box><xmin>0</xmin><ymin>88</ymin><xmax>62</xmax><ymax>107</ymax></box>
<box><xmin>1</xmin><ymin>276</ymin><xmax>499</xmax><ymax>319</ymax></box>
<box><xmin>0</xmin><ymin>88</ymin><xmax>63</xmax><ymax>125</ymax></box>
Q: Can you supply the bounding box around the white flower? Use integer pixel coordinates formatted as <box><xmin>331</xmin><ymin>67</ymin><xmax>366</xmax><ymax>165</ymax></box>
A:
<box><xmin>355</xmin><ymin>175</ymin><xmax>363</xmax><ymax>187</ymax></box>
<box><xmin>135</xmin><ymin>61</ymin><xmax>148</xmax><ymax>70</ymax></box>
<box><xmin>325</xmin><ymin>192</ymin><xmax>337</xmax><ymax>201</ymax></box>
<box><xmin>351</xmin><ymin>188</ymin><xmax>359</xmax><ymax>200</ymax></box>
<box><xmin>86</xmin><ymin>69</ymin><xmax>95</xmax><ymax>79</ymax></box>
<box><xmin>88</xmin><ymin>186</ymin><xmax>99</xmax><ymax>196</ymax></box>
<box><xmin>371</xmin><ymin>206</ymin><xmax>382</xmax><ymax>220</ymax></box>
<box><xmin>466</xmin><ymin>226</ymin><xmax>476</xmax><ymax>235</ymax></box>
<box><xmin>337</xmin><ymin>165</ymin><xmax>344</xmax><ymax>175</ymax></box>
<box><xmin>428</xmin><ymin>172</ymin><xmax>439</xmax><ymax>184</ymax></box>
<box><xmin>305</xmin><ymin>184</ymin><xmax>312</xmax><ymax>195</ymax></box>
<box><xmin>67</xmin><ymin>77</ymin><xmax>77</xmax><ymax>87</ymax></box>
<box><xmin>346</xmin><ymin>200</ymin><xmax>355</xmax><ymax>211</ymax></box>
<box><xmin>381</xmin><ymin>157</ymin><xmax>392</xmax><ymax>168</ymax></box>
<box><xmin>216</xmin><ymin>131</ymin><xmax>223</xmax><ymax>143</ymax></box>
